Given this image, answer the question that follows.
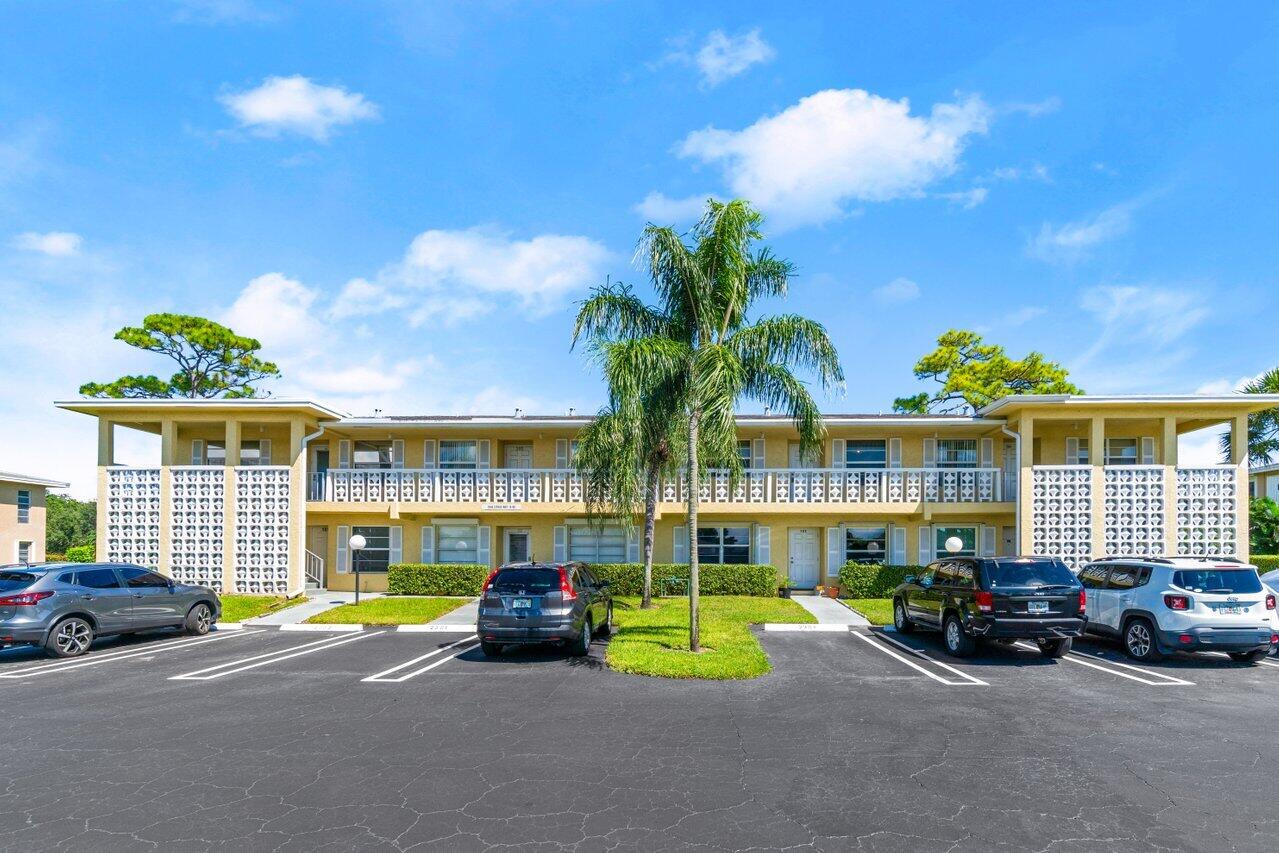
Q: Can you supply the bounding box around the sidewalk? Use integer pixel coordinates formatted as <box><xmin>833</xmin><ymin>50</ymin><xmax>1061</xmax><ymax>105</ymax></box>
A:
<box><xmin>792</xmin><ymin>594</ymin><xmax>870</xmax><ymax>626</ymax></box>
<box><xmin>424</xmin><ymin>598</ymin><xmax>478</xmax><ymax>626</ymax></box>
<box><xmin>243</xmin><ymin>590</ymin><xmax>384</xmax><ymax>626</ymax></box>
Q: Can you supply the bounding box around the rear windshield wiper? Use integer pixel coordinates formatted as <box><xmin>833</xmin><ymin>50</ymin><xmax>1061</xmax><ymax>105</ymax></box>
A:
<box><xmin>1205</xmin><ymin>588</ymin><xmax>1237</xmax><ymax>594</ymax></box>
<box><xmin>1028</xmin><ymin>584</ymin><xmax>1077</xmax><ymax>590</ymax></box>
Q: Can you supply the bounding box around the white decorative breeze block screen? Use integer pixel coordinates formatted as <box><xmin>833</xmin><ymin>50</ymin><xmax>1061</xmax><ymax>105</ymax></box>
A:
<box><xmin>1103</xmin><ymin>467</ymin><xmax>1165</xmax><ymax>559</ymax></box>
<box><xmin>1176</xmin><ymin>467</ymin><xmax>1238</xmax><ymax>558</ymax></box>
<box><xmin>233</xmin><ymin>466</ymin><xmax>292</xmax><ymax>594</ymax></box>
<box><xmin>105</xmin><ymin>468</ymin><xmax>162</xmax><ymax>569</ymax></box>
<box><xmin>1031</xmin><ymin>467</ymin><xmax>1093</xmax><ymax>569</ymax></box>
<box><xmin>170</xmin><ymin>467</ymin><xmax>225</xmax><ymax>591</ymax></box>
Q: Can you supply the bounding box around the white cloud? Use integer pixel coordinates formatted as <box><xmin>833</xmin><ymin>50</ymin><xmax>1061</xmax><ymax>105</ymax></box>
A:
<box><xmin>677</xmin><ymin>89</ymin><xmax>991</xmax><ymax>228</ymax></box>
<box><xmin>219</xmin><ymin>75</ymin><xmax>379</xmax><ymax>141</ymax></box>
<box><xmin>1028</xmin><ymin>202</ymin><xmax>1135</xmax><ymax>262</ymax></box>
<box><xmin>695</xmin><ymin>29</ymin><xmax>775</xmax><ymax>88</ymax></box>
<box><xmin>1178</xmin><ymin>425</ymin><xmax>1227</xmax><ymax>466</ymax></box>
<box><xmin>223</xmin><ymin>272</ymin><xmax>324</xmax><ymax>353</ymax></box>
<box><xmin>937</xmin><ymin>187</ymin><xmax>987</xmax><ymax>209</ymax></box>
<box><xmin>872</xmin><ymin>277</ymin><xmax>920</xmax><ymax>303</ymax></box>
<box><xmin>12</xmin><ymin>231</ymin><xmax>82</xmax><ymax>256</ymax></box>
<box><xmin>1081</xmin><ymin>284</ymin><xmax>1208</xmax><ymax>344</ymax></box>
<box><xmin>633</xmin><ymin>191</ymin><xmax>712</xmax><ymax>223</ymax></box>
<box><xmin>988</xmin><ymin>163</ymin><xmax>1050</xmax><ymax>182</ymax></box>
<box><xmin>172</xmin><ymin>0</ymin><xmax>277</xmax><ymax>24</ymax></box>
<box><xmin>1072</xmin><ymin>284</ymin><xmax>1211</xmax><ymax>392</ymax></box>
<box><xmin>1194</xmin><ymin>374</ymin><xmax>1261</xmax><ymax>396</ymax></box>
<box><xmin>296</xmin><ymin>359</ymin><xmax>423</xmax><ymax>395</ymax></box>
<box><xmin>1006</xmin><ymin>96</ymin><xmax>1061</xmax><ymax>117</ymax></box>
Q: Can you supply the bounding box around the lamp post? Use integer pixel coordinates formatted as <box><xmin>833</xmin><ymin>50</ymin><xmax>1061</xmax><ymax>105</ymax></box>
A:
<box><xmin>349</xmin><ymin>533</ymin><xmax>367</xmax><ymax>604</ymax></box>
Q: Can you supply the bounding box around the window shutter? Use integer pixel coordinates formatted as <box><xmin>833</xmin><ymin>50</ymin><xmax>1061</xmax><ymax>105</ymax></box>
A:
<box><xmin>338</xmin><ymin>440</ymin><xmax>351</xmax><ymax>469</ymax></box>
<box><xmin>336</xmin><ymin>525</ymin><xmax>350</xmax><ymax>573</ymax></box>
<box><xmin>923</xmin><ymin>439</ymin><xmax>937</xmax><ymax>468</ymax></box>
<box><xmin>553</xmin><ymin>525</ymin><xmax>567</xmax><ymax>562</ymax></box>
<box><xmin>918</xmin><ymin>525</ymin><xmax>933</xmax><ymax>565</ymax></box>
<box><xmin>888</xmin><ymin>438</ymin><xmax>902</xmax><ymax>468</ymax></box>
<box><xmin>626</xmin><ymin>528</ymin><xmax>640</xmax><ymax>563</ymax></box>
<box><xmin>673</xmin><ymin>525</ymin><xmax>688</xmax><ymax>563</ymax></box>
<box><xmin>191</xmin><ymin>439</ymin><xmax>204</xmax><ymax>465</ymax></box>
<box><xmin>392</xmin><ymin>440</ymin><xmax>405</xmax><ymax>469</ymax></box>
<box><xmin>477</xmin><ymin>439</ymin><xmax>491</xmax><ymax>469</ymax></box>
<box><xmin>1104</xmin><ymin>438</ymin><xmax>1114</xmax><ymax>465</ymax></box>
<box><xmin>980</xmin><ymin>525</ymin><xmax>996</xmax><ymax>557</ymax></box>
<box><xmin>1066</xmin><ymin>437</ymin><xmax>1080</xmax><ymax>465</ymax></box>
<box><xmin>831</xmin><ymin>439</ymin><xmax>846</xmax><ymax>469</ymax></box>
<box><xmin>420</xmin><ymin>525</ymin><xmax>435</xmax><ymax>563</ymax></box>
<box><xmin>891</xmin><ymin>525</ymin><xmax>907</xmax><ymax>566</ymax></box>
<box><xmin>753</xmin><ymin>523</ymin><xmax>771</xmax><ymax>565</ymax></box>
<box><xmin>422</xmin><ymin>439</ymin><xmax>437</xmax><ymax>468</ymax></box>
<box><xmin>555</xmin><ymin>439</ymin><xmax>569</xmax><ymax>468</ymax></box>
<box><xmin>980</xmin><ymin>437</ymin><xmax>993</xmax><ymax>468</ymax></box>
<box><xmin>259</xmin><ymin>439</ymin><xmax>272</xmax><ymax>465</ymax></box>
<box><xmin>390</xmin><ymin>526</ymin><xmax>403</xmax><ymax>565</ymax></box>
<box><xmin>477</xmin><ymin>525</ymin><xmax>491</xmax><ymax>566</ymax></box>
<box><xmin>751</xmin><ymin>438</ymin><xmax>765</xmax><ymax>469</ymax></box>
<box><xmin>826</xmin><ymin>526</ymin><xmax>843</xmax><ymax>578</ymax></box>
<box><xmin>1141</xmin><ymin>437</ymin><xmax>1156</xmax><ymax>464</ymax></box>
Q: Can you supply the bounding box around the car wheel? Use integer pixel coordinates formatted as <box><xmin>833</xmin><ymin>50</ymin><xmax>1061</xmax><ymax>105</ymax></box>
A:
<box><xmin>571</xmin><ymin>618</ymin><xmax>592</xmax><ymax>657</ymax></box>
<box><xmin>1037</xmin><ymin>637</ymin><xmax>1072</xmax><ymax>658</ymax></box>
<box><xmin>594</xmin><ymin>604</ymin><xmax>613</xmax><ymax>638</ymax></box>
<box><xmin>480</xmin><ymin>640</ymin><xmax>503</xmax><ymax>657</ymax></box>
<box><xmin>1228</xmin><ymin>650</ymin><xmax>1267</xmax><ymax>664</ymax></box>
<box><xmin>185</xmin><ymin>603</ymin><xmax>213</xmax><ymax>635</ymax></box>
<box><xmin>1123</xmin><ymin>618</ymin><xmax>1162</xmax><ymax>661</ymax></box>
<box><xmin>45</xmin><ymin>617</ymin><xmax>94</xmax><ymax>658</ymax></box>
<box><xmin>943</xmin><ymin>614</ymin><xmax>975</xmax><ymax>657</ymax></box>
<box><xmin>893</xmin><ymin>600</ymin><xmax>915</xmax><ymax>634</ymax></box>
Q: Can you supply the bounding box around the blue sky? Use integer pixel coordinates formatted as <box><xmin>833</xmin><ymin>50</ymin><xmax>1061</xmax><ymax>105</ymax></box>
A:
<box><xmin>3</xmin><ymin>1</ymin><xmax>1278</xmax><ymax>496</ymax></box>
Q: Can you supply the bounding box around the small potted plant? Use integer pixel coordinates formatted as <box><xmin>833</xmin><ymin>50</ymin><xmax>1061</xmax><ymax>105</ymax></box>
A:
<box><xmin>825</xmin><ymin>584</ymin><xmax>840</xmax><ymax>599</ymax></box>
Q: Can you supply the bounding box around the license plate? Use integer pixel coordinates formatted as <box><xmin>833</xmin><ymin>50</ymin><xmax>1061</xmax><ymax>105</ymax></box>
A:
<box><xmin>1215</xmin><ymin>605</ymin><xmax>1245</xmax><ymax>615</ymax></box>
<box><xmin>1027</xmin><ymin>600</ymin><xmax>1049</xmax><ymax>614</ymax></box>
<box><xmin>511</xmin><ymin>597</ymin><xmax>532</xmax><ymax>609</ymax></box>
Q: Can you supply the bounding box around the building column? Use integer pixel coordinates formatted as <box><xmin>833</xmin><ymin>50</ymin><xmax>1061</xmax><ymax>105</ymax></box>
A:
<box><xmin>222</xmin><ymin>419</ymin><xmax>241</xmax><ymax>594</ymax></box>
<box><xmin>95</xmin><ymin>419</ymin><xmax>113</xmax><ymax>561</ymax></box>
<box><xmin>1089</xmin><ymin>416</ymin><xmax>1106</xmax><ymax>560</ymax></box>
<box><xmin>1162</xmin><ymin>416</ymin><xmax>1179</xmax><ymax>557</ymax></box>
<box><xmin>1017</xmin><ymin>416</ymin><xmax>1035</xmax><ymax>553</ymax></box>
<box><xmin>289</xmin><ymin>419</ymin><xmax>308</xmax><ymax>595</ymax></box>
<box><xmin>159</xmin><ymin>419</ymin><xmax>176</xmax><ymax>577</ymax></box>
<box><xmin>1232</xmin><ymin>413</ymin><xmax>1250</xmax><ymax>560</ymax></box>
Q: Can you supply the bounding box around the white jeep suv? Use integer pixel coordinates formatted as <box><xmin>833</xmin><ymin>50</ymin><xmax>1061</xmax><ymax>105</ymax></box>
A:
<box><xmin>1077</xmin><ymin>557</ymin><xmax>1278</xmax><ymax>663</ymax></box>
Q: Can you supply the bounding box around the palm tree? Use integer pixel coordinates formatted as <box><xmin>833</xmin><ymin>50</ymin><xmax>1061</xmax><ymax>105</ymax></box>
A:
<box><xmin>1219</xmin><ymin>367</ymin><xmax>1279</xmax><ymax>465</ymax></box>
<box><xmin>575</xmin><ymin>199</ymin><xmax>843</xmax><ymax>651</ymax></box>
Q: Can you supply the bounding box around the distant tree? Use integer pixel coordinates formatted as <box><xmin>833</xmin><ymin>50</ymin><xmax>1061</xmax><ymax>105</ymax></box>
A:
<box><xmin>80</xmin><ymin>313</ymin><xmax>280</xmax><ymax>399</ymax></box>
<box><xmin>45</xmin><ymin>494</ymin><xmax>97</xmax><ymax>555</ymax></box>
<box><xmin>893</xmin><ymin>329</ymin><xmax>1082</xmax><ymax>415</ymax></box>
<box><xmin>1218</xmin><ymin>367</ymin><xmax>1279</xmax><ymax>465</ymax></box>
<box><xmin>1250</xmin><ymin>498</ymin><xmax>1279</xmax><ymax>555</ymax></box>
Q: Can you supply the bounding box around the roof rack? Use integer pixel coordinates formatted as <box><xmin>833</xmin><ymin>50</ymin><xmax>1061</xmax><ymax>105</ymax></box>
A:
<box><xmin>1094</xmin><ymin>555</ymin><xmax>1244</xmax><ymax>564</ymax></box>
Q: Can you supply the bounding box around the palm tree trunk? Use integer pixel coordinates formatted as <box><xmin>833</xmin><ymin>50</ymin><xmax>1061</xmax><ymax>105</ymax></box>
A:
<box><xmin>687</xmin><ymin>406</ymin><xmax>700</xmax><ymax>652</ymax></box>
<box><xmin>642</xmin><ymin>464</ymin><xmax>658</xmax><ymax>609</ymax></box>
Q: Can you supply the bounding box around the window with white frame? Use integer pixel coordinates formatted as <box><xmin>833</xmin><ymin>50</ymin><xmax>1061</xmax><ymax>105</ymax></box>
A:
<box><xmin>697</xmin><ymin>526</ymin><xmax>751</xmax><ymax>564</ymax></box>
<box><xmin>568</xmin><ymin>525</ymin><xmax>627</xmax><ymax>563</ymax></box>
<box><xmin>439</xmin><ymin>440</ymin><xmax>477</xmax><ymax>469</ymax></box>
<box><xmin>845</xmin><ymin>440</ymin><xmax>887</xmax><ymax>469</ymax></box>
<box><xmin>1076</xmin><ymin>438</ymin><xmax>1090</xmax><ymax>464</ymax></box>
<box><xmin>204</xmin><ymin>441</ymin><xmax>227</xmax><ymax>465</ymax></box>
<box><xmin>937</xmin><ymin>439</ymin><xmax>978</xmax><ymax>468</ymax></box>
<box><xmin>351</xmin><ymin>526</ymin><xmax>391</xmax><ymax>572</ymax></box>
<box><xmin>18</xmin><ymin>541</ymin><xmax>32</xmax><ymax>564</ymax></box>
<box><xmin>239</xmin><ymin>440</ymin><xmax>269</xmax><ymax>466</ymax></box>
<box><xmin>437</xmin><ymin>524</ymin><xmax>480</xmax><ymax>563</ymax></box>
<box><xmin>17</xmin><ymin>490</ymin><xmax>30</xmax><ymax>523</ymax></box>
<box><xmin>738</xmin><ymin>440</ymin><xmax>753</xmax><ymax>469</ymax></box>
<box><xmin>788</xmin><ymin>442</ymin><xmax>820</xmax><ymax>468</ymax></box>
<box><xmin>1105</xmin><ymin>438</ymin><xmax>1138</xmax><ymax>465</ymax></box>
<box><xmin>845</xmin><ymin>526</ymin><xmax>887</xmax><ymax>563</ymax></box>
<box><xmin>353</xmin><ymin>441</ymin><xmax>393</xmax><ymax>469</ymax></box>
<box><xmin>934</xmin><ymin>526</ymin><xmax>977</xmax><ymax>558</ymax></box>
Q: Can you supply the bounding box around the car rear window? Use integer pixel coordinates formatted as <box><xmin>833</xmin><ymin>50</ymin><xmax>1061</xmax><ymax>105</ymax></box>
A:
<box><xmin>492</xmin><ymin>568</ymin><xmax>561</xmax><ymax>591</ymax></box>
<box><xmin>0</xmin><ymin>571</ymin><xmax>39</xmax><ymax>592</ymax></box>
<box><xmin>982</xmin><ymin>559</ymin><xmax>1077</xmax><ymax>589</ymax></box>
<box><xmin>1172</xmin><ymin>569</ymin><xmax>1262</xmax><ymax>594</ymax></box>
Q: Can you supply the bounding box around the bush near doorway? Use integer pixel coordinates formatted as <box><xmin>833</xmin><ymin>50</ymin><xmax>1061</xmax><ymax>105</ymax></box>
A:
<box><xmin>387</xmin><ymin>563</ymin><xmax>489</xmax><ymax>596</ymax></box>
<box><xmin>589</xmin><ymin>563</ymin><xmax>779</xmax><ymax>597</ymax></box>
<box><xmin>837</xmin><ymin>562</ymin><xmax>928</xmax><ymax>598</ymax></box>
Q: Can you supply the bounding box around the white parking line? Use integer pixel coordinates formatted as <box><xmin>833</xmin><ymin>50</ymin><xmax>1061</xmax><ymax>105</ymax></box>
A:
<box><xmin>850</xmin><ymin>631</ymin><xmax>988</xmax><ymax>686</ymax></box>
<box><xmin>1013</xmin><ymin>642</ymin><xmax>1195</xmax><ymax>686</ymax></box>
<box><xmin>362</xmin><ymin>635</ymin><xmax>480</xmax><ymax>682</ymax></box>
<box><xmin>279</xmin><ymin>623</ymin><xmax>364</xmax><ymax>633</ymax></box>
<box><xmin>396</xmin><ymin>624</ymin><xmax>475</xmax><ymax>633</ymax></box>
<box><xmin>763</xmin><ymin>624</ymin><xmax>851</xmax><ymax>632</ymax></box>
<box><xmin>169</xmin><ymin>630</ymin><xmax>384</xmax><ymax>680</ymax></box>
<box><xmin>0</xmin><ymin>630</ymin><xmax>260</xmax><ymax>679</ymax></box>
<box><xmin>1203</xmin><ymin>651</ymin><xmax>1279</xmax><ymax>669</ymax></box>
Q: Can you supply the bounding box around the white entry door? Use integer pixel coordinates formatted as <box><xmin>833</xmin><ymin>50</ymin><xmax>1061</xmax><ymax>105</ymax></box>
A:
<box><xmin>788</xmin><ymin>528</ymin><xmax>820</xmax><ymax>588</ymax></box>
<box><xmin>505</xmin><ymin>528</ymin><xmax>531</xmax><ymax>564</ymax></box>
<box><xmin>504</xmin><ymin>443</ymin><xmax>533</xmax><ymax>469</ymax></box>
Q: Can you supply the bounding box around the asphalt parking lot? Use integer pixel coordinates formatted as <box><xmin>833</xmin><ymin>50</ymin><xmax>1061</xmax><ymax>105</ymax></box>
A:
<box><xmin>2</xmin><ymin>624</ymin><xmax>1277</xmax><ymax>852</ymax></box>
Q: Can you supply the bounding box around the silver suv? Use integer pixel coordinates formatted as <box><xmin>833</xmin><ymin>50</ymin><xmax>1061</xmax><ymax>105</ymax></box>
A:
<box><xmin>1077</xmin><ymin>557</ymin><xmax>1278</xmax><ymax>663</ymax></box>
<box><xmin>0</xmin><ymin>563</ymin><xmax>221</xmax><ymax>658</ymax></box>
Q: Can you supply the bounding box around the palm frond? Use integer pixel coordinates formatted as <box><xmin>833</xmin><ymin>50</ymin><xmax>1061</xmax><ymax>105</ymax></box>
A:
<box><xmin>726</xmin><ymin>315</ymin><xmax>845</xmax><ymax>391</ymax></box>
<box><xmin>741</xmin><ymin>360</ymin><xmax>826</xmax><ymax>456</ymax></box>
<box><xmin>571</xmin><ymin>282</ymin><xmax>671</xmax><ymax>350</ymax></box>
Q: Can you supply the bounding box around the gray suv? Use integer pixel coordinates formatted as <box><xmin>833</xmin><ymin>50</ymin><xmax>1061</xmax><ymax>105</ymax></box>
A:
<box><xmin>477</xmin><ymin>562</ymin><xmax>613</xmax><ymax>657</ymax></box>
<box><xmin>0</xmin><ymin>563</ymin><xmax>221</xmax><ymax>658</ymax></box>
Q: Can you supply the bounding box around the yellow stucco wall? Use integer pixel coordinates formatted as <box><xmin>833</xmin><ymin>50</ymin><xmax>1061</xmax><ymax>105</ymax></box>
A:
<box><xmin>0</xmin><ymin>482</ymin><xmax>50</xmax><ymax>563</ymax></box>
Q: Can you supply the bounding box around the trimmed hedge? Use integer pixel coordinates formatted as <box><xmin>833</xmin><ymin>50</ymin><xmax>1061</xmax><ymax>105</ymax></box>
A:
<box><xmin>65</xmin><ymin>544</ymin><xmax>95</xmax><ymax>563</ymax></box>
<box><xmin>387</xmin><ymin>563</ymin><xmax>489</xmax><ymax>596</ymax></box>
<box><xmin>589</xmin><ymin>563</ymin><xmax>780</xmax><ymax>597</ymax></box>
<box><xmin>837</xmin><ymin>562</ymin><xmax>928</xmax><ymax>598</ymax></box>
<box><xmin>1252</xmin><ymin>555</ymin><xmax>1279</xmax><ymax>573</ymax></box>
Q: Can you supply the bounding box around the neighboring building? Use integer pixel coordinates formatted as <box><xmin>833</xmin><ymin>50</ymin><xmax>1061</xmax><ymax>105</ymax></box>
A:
<box><xmin>1251</xmin><ymin>463</ymin><xmax>1279</xmax><ymax>502</ymax></box>
<box><xmin>56</xmin><ymin>394</ymin><xmax>1279</xmax><ymax>596</ymax></box>
<box><xmin>1</xmin><ymin>471</ymin><xmax>70</xmax><ymax>565</ymax></box>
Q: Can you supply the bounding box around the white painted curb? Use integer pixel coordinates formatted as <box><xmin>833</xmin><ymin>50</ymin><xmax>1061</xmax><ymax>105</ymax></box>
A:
<box><xmin>397</xmin><ymin>624</ymin><xmax>477</xmax><ymax>633</ymax></box>
<box><xmin>214</xmin><ymin>623</ymin><xmax>246</xmax><ymax>631</ymax></box>
<box><xmin>279</xmin><ymin>623</ymin><xmax>364</xmax><ymax>632</ymax></box>
<box><xmin>762</xmin><ymin>624</ymin><xmax>851</xmax><ymax>632</ymax></box>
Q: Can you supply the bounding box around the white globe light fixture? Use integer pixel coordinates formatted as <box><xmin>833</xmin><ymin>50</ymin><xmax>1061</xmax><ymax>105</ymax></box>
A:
<box><xmin>944</xmin><ymin>536</ymin><xmax>964</xmax><ymax>555</ymax></box>
<box><xmin>349</xmin><ymin>533</ymin><xmax>367</xmax><ymax>603</ymax></box>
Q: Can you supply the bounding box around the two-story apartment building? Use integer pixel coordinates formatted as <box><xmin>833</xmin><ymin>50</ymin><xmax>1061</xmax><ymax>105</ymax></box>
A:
<box><xmin>56</xmin><ymin>394</ymin><xmax>1279</xmax><ymax>596</ymax></box>
<box><xmin>1</xmin><ymin>471</ymin><xmax>69</xmax><ymax>564</ymax></box>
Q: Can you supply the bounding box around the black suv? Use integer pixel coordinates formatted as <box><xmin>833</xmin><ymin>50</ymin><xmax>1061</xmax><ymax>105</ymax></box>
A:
<box><xmin>891</xmin><ymin>556</ymin><xmax>1086</xmax><ymax>658</ymax></box>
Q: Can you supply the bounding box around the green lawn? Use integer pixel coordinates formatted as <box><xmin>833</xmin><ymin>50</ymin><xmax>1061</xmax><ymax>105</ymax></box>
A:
<box><xmin>305</xmin><ymin>596</ymin><xmax>470</xmax><ymax>625</ymax></box>
<box><xmin>219</xmin><ymin>594</ymin><xmax>307</xmax><ymax>623</ymax></box>
<box><xmin>605</xmin><ymin>595</ymin><xmax>816</xmax><ymax>680</ymax></box>
<box><xmin>845</xmin><ymin>598</ymin><xmax>894</xmax><ymax>626</ymax></box>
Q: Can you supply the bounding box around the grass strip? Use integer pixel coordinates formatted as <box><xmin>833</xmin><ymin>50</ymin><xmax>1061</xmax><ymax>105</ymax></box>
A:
<box><xmin>306</xmin><ymin>596</ymin><xmax>470</xmax><ymax>625</ymax></box>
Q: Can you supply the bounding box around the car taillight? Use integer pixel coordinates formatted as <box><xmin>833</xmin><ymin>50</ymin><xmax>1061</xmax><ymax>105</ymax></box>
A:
<box><xmin>975</xmin><ymin>590</ymin><xmax>993</xmax><ymax>613</ymax></box>
<box><xmin>1078</xmin><ymin>589</ymin><xmax>1086</xmax><ymax>612</ymax></box>
<box><xmin>1164</xmin><ymin>594</ymin><xmax>1191</xmax><ymax>611</ymax></box>
<box><xmin>558</xmin><ymin>567</ymin><xmax>577</xmax><ymax>601</ymax></box>
<box><xmin>1267</xmin><ymin>594</ymin><xmax>1276</xmax><ymax>611</ymax></box>
<box><xmin>481</xmin><ymin>570</ymin><xmax>500</xmax><ymax>596</ymax></box>
<box><xmin>0</xmin><ymin>590</ymin><xmax>53</xmax><ymax>607</ymax></box>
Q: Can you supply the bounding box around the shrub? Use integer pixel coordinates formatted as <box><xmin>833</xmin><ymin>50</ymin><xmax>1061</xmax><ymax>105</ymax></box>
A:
<box><xmin>590</xmin><ymin>563</ymin><xmax>780</xmax><ymax>597</ymax></box>
<box><xmin>837</xmin><ymin>562</ymin><xmax>927</xmax><ymax>598</ymax></box>
<box><xmin>45</xmin><ymin>553</ymin><xmax>66</xmax><ymax>562</ymax></box>
<box><xmin>1252</xmin><ymin>555</ymin><xmax>1279</xmax><ymax>573</ymax></box>
<box><xmin>387</xmin><ymin>563</ymin><xmax>489</xmax><ymax>596</ymax></box>
<box><xmin>1252</xmin><ymin>498</ymin><xmax>1279</xmax><ymax>555</ymax></box>
<box><xmin>65</xmin><ymin>544</ymin><xmax>95</xmax><ymax>563</ymax></box>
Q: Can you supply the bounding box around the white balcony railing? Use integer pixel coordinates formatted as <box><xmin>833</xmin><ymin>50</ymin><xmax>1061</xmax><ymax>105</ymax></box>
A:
<box><xmin>309</xmin><ymin>467</ymin><xmax>1007</xmax><ymax>505</ymax></box>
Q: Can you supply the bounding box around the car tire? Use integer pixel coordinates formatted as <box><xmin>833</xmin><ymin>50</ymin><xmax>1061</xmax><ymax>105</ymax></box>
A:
<box><xmin>1228</xmin><ymin>650</ymin><xmax>1267</xmax><ymax>664</ymax></box>
<box><xmin>893</xmin><ymin>600</ymin><xmax>915</xmax><ymax>634</ymax></box>
<box><xmin>943</xmin><ymin>614</ymin><xmax>976</xmax><ymax>657</ymax></box>
<box><xmin>1122</xmin><ymin>617</ymin><xmax>1163</xmax><ymax>662</ymax></box>
<box><xmin>1037</xmin><ymin>637</ymin><xmax>1072</xmax><ymax>658</ymax></box>
<box><xmin>594</xmin><ymin>605</ymin><xmax>613</xmax><ymax>638</ymax></box>
<box><xmin>185</xmin><ymin>603</ymin><xmax>213</xmax><ymax>636</ymax></box>
<box><xmin>45</xmin><ymin>617</ymin><xmax>94</xmax><ymax>658</ymax></box>
<box><xmin>480</xmin><ymin>640</ymin><xmax>503</xmax><ymax>657</ymax></box>
<box><xmin>571</xmin><ymin>618</ymin><xmax>592</xmax><ymax>657</ymax></box>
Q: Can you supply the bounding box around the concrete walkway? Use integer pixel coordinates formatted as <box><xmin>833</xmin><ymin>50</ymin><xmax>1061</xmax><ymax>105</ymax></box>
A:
<box><xmin>792</xmin><ymin>594</ymin><xmax>870</xmax><ymax>626</ymax></box>
<box><xmin>424</xmin><ymin>598</ymin><xmax>479</xmax><ymax>626</ymax></box>
<box><xmin>243</xmin><ymin>590</ymin><xmax>384</xmax><ymax>626</ymax></box>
